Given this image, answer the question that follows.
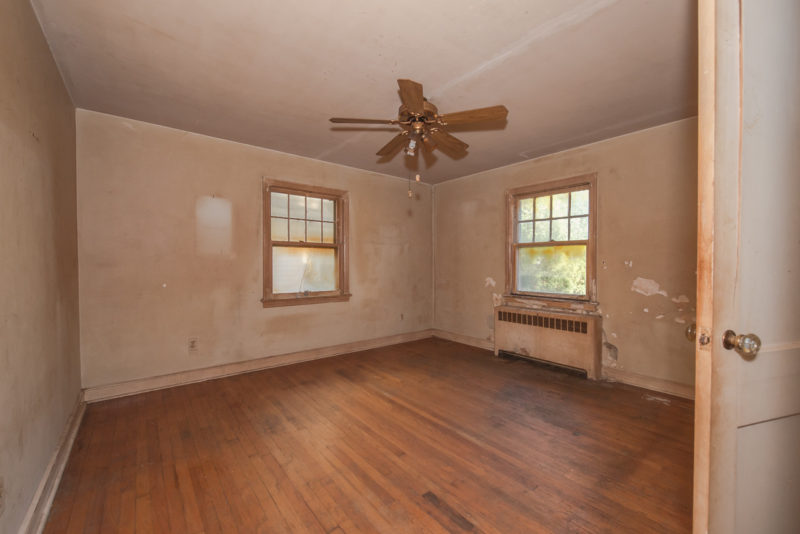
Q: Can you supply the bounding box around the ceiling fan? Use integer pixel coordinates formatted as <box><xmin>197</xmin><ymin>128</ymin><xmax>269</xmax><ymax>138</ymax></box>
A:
<box><xmin>330</xmin><ymin>79</ymin><xmax>508</xmax><ymax>159</ymax></box>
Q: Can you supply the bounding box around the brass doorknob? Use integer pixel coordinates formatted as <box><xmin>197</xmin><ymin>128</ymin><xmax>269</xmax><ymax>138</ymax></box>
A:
<box><xmin>685</xmin><ymin>323</ymin><xmax>696</xmax><ymax>342</ymax></box>
<box><xmin>686</xmin><ymin>323</ymin><xmax>711</xmax><ymax>345</ymax></box>
<box><xmin>722</xmin><ymin>330</ymin><xmax>762</xmax><ymax>358</ymax></box>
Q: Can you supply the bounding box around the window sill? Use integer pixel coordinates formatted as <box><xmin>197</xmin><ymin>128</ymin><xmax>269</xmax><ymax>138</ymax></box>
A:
<box><xmin>262</xmin><ymin>293</ymin><xmax>352</xmax><ymax>308</ymax></box>
<box><xmin>502</xmin><ymin>294</ymin><xmax>599</xmax><ymax>315</ymax></box>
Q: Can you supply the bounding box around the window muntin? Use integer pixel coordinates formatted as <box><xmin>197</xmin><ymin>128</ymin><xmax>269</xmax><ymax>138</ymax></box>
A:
<box><xmin>263</xmin><ymin>182</ymin><xmax>349</xmax><ymax>307</ymax></box>
<box><xmin>508</xmin><ymin>176</ymin><xmax>596</xmax><ymax>300</ymax></box>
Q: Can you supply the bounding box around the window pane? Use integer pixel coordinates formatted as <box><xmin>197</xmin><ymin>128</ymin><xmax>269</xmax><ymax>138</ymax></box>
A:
<box><xmin>535</xmin><ymin>196</ymin><xmax>550</xmax><ymax>219</ymax></box>
<box><xmin>307</xmin><ymin>220</ymin><xmax>322</xmax><ymax>242</ymax></box>
<box><xmin>570</xmin><ymin>216</ymin><xmax>589</xmax><ymax>240</ymax></box>
<box><xmin>289</xmin><ymin>194</ymin><xmax>305</xmax><ymax>219</ymax></box>
<box><xmin>322</xmin><ymin>222</ymin><xmax>335</xmax><ymax>243</ymax></box>
<box><xmin>271</xmin><ymin>217</ymin><xmax>288</xmax><ymax>241</ymax></box>
<box><xmin>534</xmin><ymin>221</ymin><xmax>550</xmax><ymax>242</ymax></box>
<box><xmin>552</xmin><ymin>193</ymin><xmax>569</xmax><ymax>218</ymax></box>
<box><xmin>271</xmin><ymin>192</ymin><xmax>288</xmax><ymax>218</ymax></box>
<box><xmin>307</xmin><ymin>196</ymin><xmax>322</xmax><ymax>220</ymax></box>
<box><xmin>273</xmin><ymin>246</ymin><xmax>337</xmax><ymax>293</ymax></box>
<box><xmin>551</xmin><ymin>219</ymin><xmax>568</xmax><ymax>241</ymax></box>
<box><xmin>289</xmin><ymin>218</ymin><xmax>305</xmax><ymax>242</ymax></box>
<box><xmin>322</xmin><ymin>199</ymin><xmax>335</xmax><ymax>222</ymax></box>
<box><xmin>518</xmin><ymin>198</ymin><xmax>533</xmax><ymax>221</ymax></box>
<box><xmin>516</xmin><ymin>245</ymin><xmax>587</xmax><ymax>295</ymax></box>
<box><xmin>517</xmin><ymin>222</ymin><xmax>533</xmax><ymax>243</ymax></box>
<box><xmin>570</xmin><ymin>189</ymin><xmax>589</xmax><ymax>215</ymax></box>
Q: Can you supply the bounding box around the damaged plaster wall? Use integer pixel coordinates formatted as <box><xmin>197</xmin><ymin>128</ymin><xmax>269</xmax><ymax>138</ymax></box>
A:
<box><xmin>433</xmin><ymin>119</ymin><xmax>697</xmax><ymax>386</ymax></box>
<box><xmin>76</xmin><ymin>110</ymin><xmax>432</xmax><ymax>388</ymax></box>
<box><xmin>0</xmin><ymin>0</ymin><xmax>82</xmax><ymax>532</ymax></box>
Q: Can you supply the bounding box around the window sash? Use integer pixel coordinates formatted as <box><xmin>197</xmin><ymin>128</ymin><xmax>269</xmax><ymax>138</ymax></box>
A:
<box><xmin>505</xmin><ymin>175</ymin><xmax>597</xmax><ymax>302</ymax></box>
<box><xmin>263</xmin><ymin>181</ymin><xmax>349</xmax><ymax>306</ymax></box>
<box><xmin>513</xmin><ymin>243</ymin><xmax>589</xmax><ymax>298</ymax></box>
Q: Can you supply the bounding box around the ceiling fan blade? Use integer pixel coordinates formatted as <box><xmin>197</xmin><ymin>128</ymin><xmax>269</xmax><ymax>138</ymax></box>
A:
<box><xmin>421</xmin><ymin>133</ymin><xmax>437</xmax><ymax>150</ymax></box>
<box><xmin>376</xmin><ymin>132</ymin><xmax>409</xmax><ymax>156</ymax></box>
<box><xmin>439</xmin><ymin>105</ymin><xmax>508</xmax><ymax>126</ymax></box>
<box><xmin>330</xmin><ymin>117</ymin><xmax>396</xmax><ymax>124</ymax></box>
<box><xmin>428</xmin><ymin>129</ymin><xmax>469</xmax><ymax>154</ymax></box>
<box><xmin>397</xmin><ymin>79</ymin><xmax>425</xmax><ymax>116</ymax></box>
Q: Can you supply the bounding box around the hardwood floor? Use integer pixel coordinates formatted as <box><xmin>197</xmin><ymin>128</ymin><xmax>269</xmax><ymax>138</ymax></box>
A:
<box><xmin>43</xmin><ymin>338</ymin><xmax>693</xmax><ymax>533</ymax></box>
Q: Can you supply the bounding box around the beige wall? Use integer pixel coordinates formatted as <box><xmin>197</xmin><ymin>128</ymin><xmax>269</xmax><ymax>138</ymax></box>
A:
<box><xmin>76</xmin><ymin>110</ymin><xmax>432</xmax><ymax>388</ymax></box>
<box><xmin>76</xmin><ymin>111</ymin><xmax>695</xmax><ymax>390</ymax></box>
<box><xmin>0</xmin><ymin>0</ymin><xmax>81</xmax><ymax>532</ymax></box>
<box><xmin>433</xmin><ymin>119</ymin><xmax>697</xmax><ymax>386</ymax></box>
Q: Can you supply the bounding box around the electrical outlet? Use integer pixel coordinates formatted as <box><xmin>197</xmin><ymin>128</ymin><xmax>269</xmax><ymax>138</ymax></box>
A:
<box><xmin>188</xmin><ymin>337</ymin><xmax>199</xmax><ymax>353</ymax></box>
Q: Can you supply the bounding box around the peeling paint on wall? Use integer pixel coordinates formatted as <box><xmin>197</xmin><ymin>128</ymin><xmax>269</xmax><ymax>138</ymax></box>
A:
<box><xmin>671</xmin><ymin>294</ymin><xmax>690</xmax><ymax>303</ymax></box>
<box><xmin>631</xmin><ymin>277</ymin><xmax>668</xmax><ymax>297</ymax></box>
<box><xmin>484</xmin><ymin>276</ymin><xmax>497</xmax><ymax>288</ymax></box>
<box><xmin>602</xmin><ymin>337</ymin><xmax>619</xmax><ymax>368</ymax></box>
<box><xmin>492</xmin><ymin>293</ymin><xmax>503</xmax><ymax>307</ymax></box>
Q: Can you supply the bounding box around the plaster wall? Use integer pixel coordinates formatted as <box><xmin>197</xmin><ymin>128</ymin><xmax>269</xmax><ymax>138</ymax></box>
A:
<box><xmin>0</xmin><ymin>0</ymin><xmax>81</xmax><ymax>531</ymax></box>
<box><xmin>76</xmin><ymin>110</ymin><xmax>432</xmax><ymax>388</ymax></box>
<box><xmin>433</xmin><ymin>119</ymin><xmax>697</xmax><ymax>386</ymax></box>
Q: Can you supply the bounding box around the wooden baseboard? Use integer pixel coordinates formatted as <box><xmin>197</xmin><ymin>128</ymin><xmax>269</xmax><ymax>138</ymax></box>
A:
<box><xmin>84</xmin><ymin>330</ymin><xmax>435</xmax><ymax>402</ymax></box>
<box><xmin>431</xmin><ymin>329</ymin><xmax>494</xmax><ymax>351</ymax></box>
<box><xmin>603</xmin><ymin>367</ymin><xmax>695</xmax><ymax>399</ymax></box>
<box><xmin>19</xmin><ymin>394</ymin><xmax>86</xmax><ymax>534</ymax></box>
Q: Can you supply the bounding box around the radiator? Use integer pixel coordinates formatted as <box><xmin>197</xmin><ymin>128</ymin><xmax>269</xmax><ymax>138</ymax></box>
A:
<box><xmin>494</xmin><ymin>305</ymin><xmax>602</xmax><ymax>379</ymax></box>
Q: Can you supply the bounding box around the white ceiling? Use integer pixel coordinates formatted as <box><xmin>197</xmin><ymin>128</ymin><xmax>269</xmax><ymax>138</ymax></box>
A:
<box><xmin>31</xmin><ymin>0</ymin><xmax>697</xmax><ymax>183</ymax></box>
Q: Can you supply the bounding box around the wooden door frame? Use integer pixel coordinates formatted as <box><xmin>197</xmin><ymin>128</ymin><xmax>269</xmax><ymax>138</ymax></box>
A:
<box><xmin>694</xmin><ymin>0</ymin><xmax>742</xmax><ymax>531</ymax></box>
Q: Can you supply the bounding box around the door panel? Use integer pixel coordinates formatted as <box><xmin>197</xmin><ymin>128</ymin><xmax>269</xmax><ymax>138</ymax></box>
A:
<box><xmin>736</xmin><ymin>415</ymin><xmax>800</xmax><ymax>533</ymax></box>
<box><xmin>696</xmin><ymin>0</ymin><xmax>800</xmax><ymax>531</ymax></box>
<box><xmin>732</xmin><ymin>2</ymin><xmax>800</xmax><ymax>529</ymax></box>
<box><xmin>738</xmin><ymin>347</ymin><xmax>800</xmax><ymax>427</ymax></box>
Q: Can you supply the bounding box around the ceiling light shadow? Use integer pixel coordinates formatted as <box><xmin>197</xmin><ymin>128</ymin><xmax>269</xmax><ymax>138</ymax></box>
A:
<box><xmin>445</xmin><ymin>118</ymin><xmax>509</xmax><ymax>133</ymax></box>
<box><xmin>330</xmin><ymin>127</ymin><xmax>400</xmax><ymax>133</ymax></box>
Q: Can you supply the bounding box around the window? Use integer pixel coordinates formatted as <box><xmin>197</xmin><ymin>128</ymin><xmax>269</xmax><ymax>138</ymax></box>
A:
<box><xmin>506</xmin><ymin>174</ymin><xmax>596</xmax><ymax>300</ymax></box>
<box><xmin>263</xmin><ymin>181</ymin><xmax>350</xmax><ymax>307</ymax></box>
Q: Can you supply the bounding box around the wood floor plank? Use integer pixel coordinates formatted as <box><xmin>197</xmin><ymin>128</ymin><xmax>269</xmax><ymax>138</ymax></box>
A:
<box><xmin>43</xmin><ymin>338</ymin><xmax>693</xmax><ymax>533</ymax></box>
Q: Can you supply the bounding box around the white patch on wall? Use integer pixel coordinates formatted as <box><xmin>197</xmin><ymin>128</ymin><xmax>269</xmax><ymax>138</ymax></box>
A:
<box><xmin>643</xmin><ymin>308</ymin><xmax>649</xmax><ymax>313</ymax></box>
<box><xmin>674</xmin><ymin>317</ymin><xmax>686</xmax><ymax>324</ymax></box>
<box><xmin>671</xmin><ymin>294</ymin><xmax>690</xmax><ymax>303</ymax></box>
<box><xmin>196</xmin><ymin>196</ymin><xmax>233</xmax><ymax>257</ymax></box>
<box><xmin>492</xmin><ymin>293</ymin><xmax>503</xmax><ymax>307</ymax></box>
<box><xmin>484</xmin><ymin>276</ymin><xmax>497</xmax><ymax>288</ymax></box>
<box><xmin>624</xmin><ymin>260</ymin><xmax>633</xmax><ymax>268</ymax></box>
<box><xmin>656</xmin><ymin>314</ymin><xmax>665</xmax><ymax>319</ymax></box>
<box><xmin>631</xmin><ymin>277</ymin><xmax>668</xmax><ymax>297</ymax></box>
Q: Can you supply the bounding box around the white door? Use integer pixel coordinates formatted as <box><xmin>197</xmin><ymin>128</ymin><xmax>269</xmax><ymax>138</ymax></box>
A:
<box><xmin>694</xmin><ymin>0</ymin><xmax>800</xmax><ymax>532</ymax></box>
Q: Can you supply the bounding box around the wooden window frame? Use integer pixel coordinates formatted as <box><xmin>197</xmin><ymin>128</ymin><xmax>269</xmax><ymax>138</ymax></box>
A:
<box><xmin>262</xmin><ymin>180</ymin><xmax>350</xmax><ymax>307</ymax></box>
<box><xmin>505</xmin><ymin>173</ymin><xmax>598</xmax><ymax>303</ymax></box>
